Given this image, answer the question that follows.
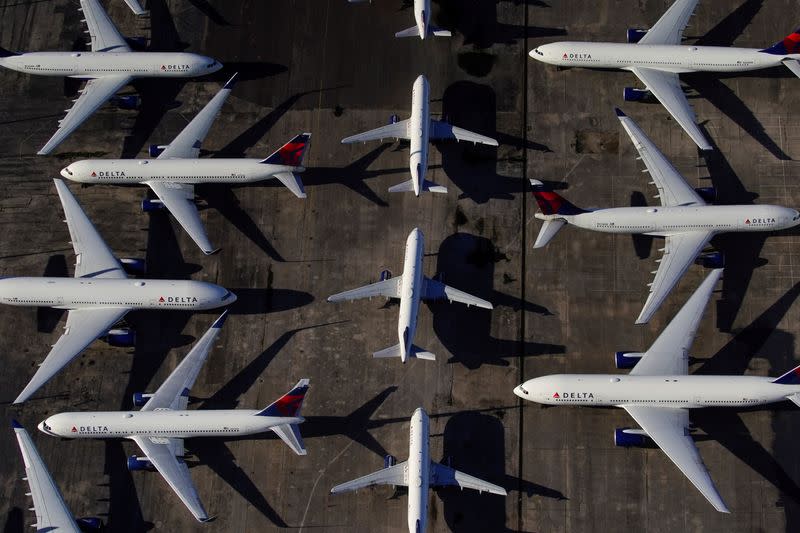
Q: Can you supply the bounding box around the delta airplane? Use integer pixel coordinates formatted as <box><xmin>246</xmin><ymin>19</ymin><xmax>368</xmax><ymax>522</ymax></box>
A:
<box><xmin>528</xmin><ymin>0</ymin><xmax>800</xmax><ymax>150</ymax></box>
<box><xmin>12</xmin><ymin>420</ymin><xmax>102</xmax><ymax>532</ymax></box>
<box><xmin>531</xmin><ymin>109</ymin><xmax>800</xmax><ymax>324</ymax></box>
<box><xmin>514</xmin><ymin>268</ymin><xmax>800</xmax><ymax>512</ymax></box>
<box><xmin>60</xmin><ymin>74</ymin><xmax>310</xmax><ymax>255</ymax></box>
<box><xmin>0</xmin><ymin>0</ymin><xmax>222</xmax><ymax>155</ymax></box>
<box><xmin>0</xmin><ymin>179</ymin><xmax>235</xmax><ymax>404</ymax></box>
<box><xmin>38</xmin><ymin>311</ymin><xmax>311</xmax><ymax>523</ymax></box>
<box><xmin>341</xmin><ymin>74</ymin><xmax>497</xmax><ymax>196</ymax></box>
<box><xmin>327</xmin><ymin>227</ymin><xmax>492</xmax><ymax>362</ymax></box>
<box><xmin>347</xmin><ymin>0</ymin><xmax>451</xmax><ymax>40</ymax></box>
<box><xmin>331</xmin><ymin>408</ymin><xmax>506</xmax><ymax>533</ymax></box>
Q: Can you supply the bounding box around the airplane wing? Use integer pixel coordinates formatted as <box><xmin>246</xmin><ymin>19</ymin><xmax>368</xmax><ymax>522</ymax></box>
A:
<box><xmin>429</xmin><ymin>462</ymin><xmax>507</xmax><ymax>495</ymax></box>
<box><xmin>141</xmin><ymin>312</ymin><xmax>227</xmax><ymax>412</ymax></box>
<box><xmin>627</xmin><ymin>67</ymin><xmax>712</xmax><ymax>151</ymax></box>
<box><xmin>38</xmin><ymin>75</ymin><xmax>132</xmax><ymax>155</ymax></box>
<box><xmin>12</xmin><ymin>421</ymin><xmax>80</xmax><ymax>532</ymax></box>
<box><xmin>622</xmin><ymin>405</ymin><xmax>729</xmax><ymax>513</ymax></box>
<box><xmin>422</xmin><ymin>277</ymin><xmax>493</xmax><ymax>309</ymax></box>
<box><xmin>330</xmin><ymin>462</ymin><xmax>408</xmax><ymax>493</ymax></box>
<box><xmin>123</xmin><ymin>0</ymin><xmax>147</xmax><ymax>15</ymax></box>
<box><xmin>130</xmin><ymin>435</ymin><xmax>210</xmax><ymax>522</ymax></box>
<box><xmin>341</xmin><ymin>120</ymin><xmax>410</xmax><ymax>143</ymax></box>
<box><xmin>429</xmin><ymin>120</ymin><xmax>498</xmax><ymax>146</ymax></box>
<box><xmin>157</xmin><ymin>74</ymin><xmax>237</xmax><ymax>160</ymax></box>
<box><xmin>146</xmin><ymin>182</ymin><xmax>217</xmax><ymax>255</ymax></box>
<box><xmin>80</xmin><ymin>0</ymin><xmax>131</xmax><ymax>52</ymax></box>
<box><xmin>54</xmin><ymin>179</ymin><xmax>126</xmax><ymax>279</ymax></box>
<box><xmin>14</xmin><ymin>307</ymin><xmax>130</xmax><ymax>404</ymax></box>
<box><xmin>637</xmin><ymin>0</ymin><xmax>699</xmax><ymax>45</ymax></box>
<box><xmin>636</xmin><ymin>231</ymin><xmax>713</xmax><ymax>324</ymax></box>
<box><xmin>327</xmin><ymin>276</ymin><xmax>402</xmax><ymax>302</ymax></box>
<box><xmin>631</xmin><ymin>269</ymin><xmax>722</xmax><ymax>376</ymax></box>
<box><xmin>615</xmin><ymin>109</ymin><xmax>705</xmax><ymax>207</ymax></box>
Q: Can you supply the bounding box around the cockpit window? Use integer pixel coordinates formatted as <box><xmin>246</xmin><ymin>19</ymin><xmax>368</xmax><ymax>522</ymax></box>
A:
<box><xmin>221</xmin><ymin>291</ymin><xmax>232</xmax><ymax>300</ymax></box>
<box><xmin>63</xmin><ymin>167</ymin><xmax>73</xmax><ymax>176</ymax></box>
<box><xmin>534</xmin><ymin>49</ymin><xmax>544</xmax><ymax>56</ymax></box>
<box><xmin>207</xmin><ymin>62</ymin><xmax>216</xmax><ymax>68</ymax></box>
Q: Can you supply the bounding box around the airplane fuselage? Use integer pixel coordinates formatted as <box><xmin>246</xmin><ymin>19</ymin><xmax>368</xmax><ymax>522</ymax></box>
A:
<box><xmin>61</xmin><ymin>158</ymin><xmax>299</xmax><ymax>185</ymax></box>
<box><xmin>409</xmin><ymin>75</ymin><xmax>430</xmax><ymax>196</ymax></box>
<box><xmin>414</xmin><ymin>0</ymin><xmax>431</xmax><ymax>40</ymax></box>
<box><xmin>515</xmin><ymin>374</ymin><xmax>800</xmax><ymax>408</ymax></box>
<box><xmin>407</xmin><ymin>408</ymin><xmax>430</xmax><ymax>533</ymax></box>
<box><xmin>39</xmin><ymin>410</ymin><xmax>303</xmax><ymax>439</ymax></box>
<box><xmin>0</xmin><ymin>51</ymin><xmax>221</xmax><ymax>78</ymax></box>
<box><xmin>0</xmin><ymin>277</ymin><xmax>234</xmax><ymax>310</ymax></box>
<box><xmin>550</xmin><ymin>204</ymin><xmax>800</xmax><ymax>235</ymax></box>
<box><xmin>398</xmin><ymin>228</ymin><xmax>425</xmax><ymax>362</ymax></box>
<box><xmin>531</xmin><ymin>42</ymin><xmax>796</xmax><ymax>73</ymax></box>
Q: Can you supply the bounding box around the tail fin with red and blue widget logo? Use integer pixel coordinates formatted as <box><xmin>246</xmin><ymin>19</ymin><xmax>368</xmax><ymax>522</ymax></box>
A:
<box><xmin>261</xmin><ymin>133</ymin><xmax>312</xmax><ymax>167</ymax></box>
<box><xmin>530</xmin><ymin>179</ymin><xmax>587</xmax><ymax>216</ymax></box>
<box><xmin>761</xmin><ymin>27</ymin><xmax>800</xmax><ymax>55</ymax></box>
<box><xmin>258</xmin><ymin>379</ymin><xmax>310</xmax><ymax>455</ymax></box>
<box><xmin>773</xmin><ymin>365</ymin><xmax>800</xmax><ymax>385</ymax></box>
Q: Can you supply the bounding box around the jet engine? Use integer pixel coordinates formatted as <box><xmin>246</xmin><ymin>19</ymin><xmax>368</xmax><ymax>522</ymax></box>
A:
<box><xmin>76</xmin><ymin>517</ymin><xmax>103</xmax><ymax>531</ymax></box>
<box><xmin>695</xmin><ymin>251</ymin><xmax>724</xmax><ymax>269</ymax></box>
<box><xmin>127</xmin><ymin>455</ymin><xmax>155</xmax><ymax>471</ymax></box>
<box><xmin>615</xmin><ymin>351</ymin><xmax>644</xmax><ymax>369</ymax></box>
<box><xmin>125</xmin><ymin>36</ymin><xmax>147</xmax><ymax>49</ymax></box>
<box><xmin>623</xmin><ymin>87</ymin><xmax>652</xmax><ymax>102</ymax></box>
<box><xmin>105</xmin><ymin>328</ymin><xmax>136</xmax><ymax>347</ymax></box>
<box><xmin>694</xmin><ymin>187</ymin><xmax>716</xmax><ymax>203</ymax></box>
<box><xmin>614</xmin><ymin>428</ymin><xmax>648</xmax><ymax>447</ymax></box>
<box><xmin>149</xmin><ymin>144</ymin><xmax>168</xmax><ymax>157</ymax></box>
<box><xmin>626</xmin><ymin>28</ymin><xmax>648</xmax><ymax>43</ymax></box>
<box><xmin>132</xmin><ymin>392</ymin><xmax>153</xmax><ymax>407</ymax></box>
<box><xmin>111</xmin><ymin>95</ymin><xmax>140</xmax><ymax>110</ymax></box>
<box><xmin>379</xmin><ymin>269</ymin><xmax>392</xmax><ymax>281</ymax></box>
<box><xmin>389</xmin><ymin>114</ymin><xmax>399</xmax><ymax>124</ymax></box>
<box><xmin>119</xmin><ymin>257</ymin><xmax>146</xmax><ymax>275</ymax></box>
<box><xmin>384</xmin><ymin>454</ymin><xmax>396</xmax><ymax>468</ymax></box>
<box><xmin>141</xmin><ymin>198</ymin><xmax>165</xmax><ymax>212</ymax></box>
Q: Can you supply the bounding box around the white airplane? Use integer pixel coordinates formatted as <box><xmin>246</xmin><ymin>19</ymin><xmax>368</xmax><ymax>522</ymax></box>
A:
<box><xmin>347</xmin><ymin>0</ymin><xmax>451</xmax><ymax>40</ymax></box>
<box><xmin>12</xmin><ymin>420</ymin><xmax>102</xmax><ymax>532</ymax></box>
<box><xmin>0</xmin><ymin>179</ymin><xmax>235</xmax><ymax>404</ymax></box>
<box><xmin>341</xmin><ymin>74</ymin><xmax>497</xmax><ymax>196</ymax></box>
<box><xmin>514</xmin><ymin>268</ymin><xmax>800</xmax><ymax>512</ymax></box>
<box><xmin>60</xmin><ymin>74</ymin><xmax>310</xmax><ymax>255</ymax></box>
<box><xmin>531</xmin><ymin>108</ymin><xmax>800</xmax><ymax>324</ymax></box>
<box><xmin>528</xmin><ymin>0</ymin><xmax>800</xmax><ymax>150</ymax></box>
<box><xmin>327</xmin><ymin>227</ymin><xmax>492</xmax><ymax>362</ymax></box>
<box><xmin>0</xmin><ymin>0</ymin><xmax>222</xmax><ymax>155</ymax></box>
<box><xmin>38</xmin><ymin>311</ymin><xmax>311</xmax><ymax>523</ymax></box>
<box><xmin>331</xmin><ymin>407</ymin><xmax>506</xmax><ymax>533</ymax></box>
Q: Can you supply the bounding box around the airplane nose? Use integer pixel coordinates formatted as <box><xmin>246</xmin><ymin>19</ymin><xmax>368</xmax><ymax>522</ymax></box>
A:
<box><xmin>513</xmin><ymin>384</ymin><xmax>530</xmax><ymax>399</ymax></box>
<box><xmin>60</xmin><ymin>166</ymin><xmax>71</xmax><ymax>179</ymax></box>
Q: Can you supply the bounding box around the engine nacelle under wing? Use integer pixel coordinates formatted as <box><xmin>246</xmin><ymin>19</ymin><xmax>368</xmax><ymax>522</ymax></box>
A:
<box><xmin>141</xmin><ymin>198</ymin><xmax>165</xmax><ymax>212</ymax></box>
<box><xmin>127</xmin><ymin>455</ymin><xmax>155</xmax><ymax>471</ymax></box>
<box><xmin>105</xmin><ymin>328</ymin><xmax>136</xmax><ymax>347</ymax></box>
<box><xmin>615</xmin><ymin>351</ymin><xmax>644</xmax><ymax>369</ymax></box>
<box><xmin>148</xmin><ymin>144</ymin><xmax>168</xmax><ymax>157</ymax></box>
<box><xmin>627</xmin><ymin>28</ymin><xmax>648</xmax><ymax>43</ymax></box>
<box><xmin>119</xmin><ymin>257</ymin><xmax>146</xmax><ymax>275</ymax></box>
<box><xmin>132</xmin><ymin>392</ymin><xmax>153</xmax><ymax>407</ymax></box>
<box><xmin>623</xmin><ymin>87</ymin><xmax>651</xmax><ymax>102</ymax></box>
<box><xmin>76</xmin><ymin>517</ymin><xmax>103</xmax><ymax>531</ymax></box>
<box><xmin>110</xmin><ymin>95</ymin><xmax>140</xmax><ymax>110</ymax></box>
<box><xmin>694</xmin><ymin>187</ymin><xmax>716</xmax><ymax>203</ymax></box>
<box><xmin>695</xmin><ymin>251</ymin><xmax>724</xmax><ymax>269</ymax></box>
<box><xmin>614</xmin><ymin>428</ymin><xmax>649</xmax><ymax>447</ymax></box>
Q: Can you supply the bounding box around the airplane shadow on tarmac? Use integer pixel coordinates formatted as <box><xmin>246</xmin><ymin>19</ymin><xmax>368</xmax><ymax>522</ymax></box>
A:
<box><xmin>428</xmin><ymin>232</ymin><xmax>564</xmax><ymax>369</ymax></box>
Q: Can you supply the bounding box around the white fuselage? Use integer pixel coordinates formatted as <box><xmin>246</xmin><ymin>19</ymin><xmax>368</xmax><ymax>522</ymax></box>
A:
<box><xmin>39</xmin><ymin>410</ymin><xmax>302</xmax><ymax>439</ymax></box>
<box><xmin>406</xmin><ymin>408</ymin><xmax>430</xmax><ymax>533</ymax></box>
<box><xmin>514</xmin><ymin>374</ymin><xmax>800</xmax><ymax>408</ymax></box>
<box><xmin>398</xmin><ymin>228</ymin><xmax>425</xmax><ymax>362</ymax></box>
<box><xmin>0</xmin><ymin>277</ymin><xmax>234</xmax><ymax>310</ymax></box>
<box><xmin>409</xmin><ymin>75</ymin><xmax>430</xmax><ymax>196</ymax></box>
<box><xmin>413</xmin><ymin>0</ymin><xmax>431</xmax><ymax>40</ymax></box>
<box><xmin>61</xmin><ymin>158</ymin><xmax>298</xmax><ymax>185</ymax></box>
<box><xmin>551</xmin><ymin>204</ymin><xmax>800</xmax><ymax>235</ymax></box>
<box><xmin>0</xmin><ymin>51</ymin><xmax>221</xmax><ymax>79</ymax></box>
<box><xmin>530</xmin><ymin>42</ymin><xmax>796</xmax><ymax>73</ymax></box>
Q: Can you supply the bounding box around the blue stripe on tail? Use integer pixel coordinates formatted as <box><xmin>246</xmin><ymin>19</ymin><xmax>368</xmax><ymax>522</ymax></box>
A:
<box><xmin>773</xmin><ymin>364</ymin><xmax>800</xmax><ymax>384</ymax></box>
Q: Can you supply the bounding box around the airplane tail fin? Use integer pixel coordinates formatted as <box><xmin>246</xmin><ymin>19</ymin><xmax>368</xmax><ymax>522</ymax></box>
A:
<box><xmin>395</xmin><ymin>26</ymin><xmax>421</xmax><ymax>38</ymax></box>
<box><xmin>530</xmin><ymin>179</ymin><xmax>586</xmax><ymax>216</ymax></box>
<box><xmin>387</xmin><ymin>178</ymin><xmax>447</xmax><ymax>194</ymax></box>
<box><xmin>258</xmin><ymin>379</ymin><xmax>310</xmax><ymax>455</ymax></box>
<box><xmin>760</xmin><ymin>27</ymin><xmax>800</xmax><ymax>54</ymax></box>
<box><xmin>773</xmin><ymin>365</ymin><xmax>800</xmax><ymax>385</ymax></box>
<box><xmin>0</xmin><ymin>46</ymin><xmax>18</xmax><ymax>58</ymax></box>
<box><xmin>261</xmin><ymin>133</ymin><xmax>312</xmax><ymax>167</ymax></box>
<box><xmin>372</xmin><ymin>343</ymin><xmax>436</xmax><ymax>361</ymax></box>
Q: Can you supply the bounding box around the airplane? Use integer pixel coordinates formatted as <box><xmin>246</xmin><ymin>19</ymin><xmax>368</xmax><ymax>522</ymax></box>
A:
<box><xmin>330</xmin><ymin>407</ymin><xmax>506</xmax><ymax>533</ymax></box>
<box><xmin>12</xmin><ymin>420</ymin><xmax>103</xmax><ymax>532</ymax></box>
<box><xmin>60</xmin><ymin>74</ymin><xmax>311</xmax><ymax>255</ymax></box>
<box><xmin>123</xmin><ymin>0</ymin><xmax>146</xmax><ymax>15</ymax></box>
<box><xmin>341</xmin><ymin>74</ymin><xmax>497</xmax><ymax>196</ymax></box>
<box><xmin>38</xmin><ymin>311</ymin><xmax>311</xmax><ymax>523</ymax></box>
<box><xmin>514</xmin><ymin>268</ymin><xmax>800</xmax><ymax>512</ymax></box>
<box><xmin>347</xmin><ymin>0</ymin><xmax>451</xmax><ymax>40</ymax></box>
<box><xmin>327</xmin><ymin>227</ymin><xmax>492</xmax><ymax>362</ymax></box>
<box><xmin>530</xmin><ymin>108</ymin><xmax>800</xmax><ymax>324</ymax></box>
<box><xmin>0</xmin><ymin>179</ymin><xmax>235</xmax><ymax>404</ymax></box>
<box><xmin>0</xmin><ymin>0</ymin><xmax>222</xmax><ymax>155</ymax></box>
<box><xmin>528</xmin><ymin>0</ymin><xmax>800</xmax><ymax>150</ymax></box>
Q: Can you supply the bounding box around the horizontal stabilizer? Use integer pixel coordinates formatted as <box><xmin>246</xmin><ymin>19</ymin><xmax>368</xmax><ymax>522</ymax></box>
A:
<box><xmin>271</xmin><ymin>423</ymin><xmax>307</xmax><ymax>456</ymax></box>
<box><xmin>388</xmin><ymin>179</ymin><xmax>416</xmax><ymax>193</ymax></box>
<box><xmin>783</xmin><ymin>59</ymin><xmax>800</xmax><ymax>79</ymax></box>
<box><xmin>395</xmin><ymin>25</ymin><xmax>421</xmax><ymax>38</ymax></box>
<box><xmin>373</xmin><ymin>343</ymin><xmax>435</xmax><ymax>361</ymax></box>
<box><xmin>273</xmin><ymin>171</ymin><xmax>307</xmax><ymax>199</ymax></box>
<box><xmin>786</xmin><ymin>393</ymin><xmax>800</xmax><ymax>408</ymax></box>
<box><xmin>533</xmin><ymin>219</ymin><xmax>566</xmax><ymax>248</ymax></box>
<box><xmin>331</xmin><ymin>461</ymin><xmax>408</xmax><ymax>493</ymax></box>
<box><xmin>431</xmin><ymin>26</ymin><xmax>452</xmax><ymax>37</ymax></box>
<box><xmin>423</xmin><ymin>179</ymin><xmax>447</xmax><ymax>194</ymax></box>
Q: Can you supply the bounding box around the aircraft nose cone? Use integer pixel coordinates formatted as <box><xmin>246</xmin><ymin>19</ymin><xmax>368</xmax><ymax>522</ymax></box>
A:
<box><xmin>60</xmin><ymin>166</ymin><xmax>71</xmax><ymax>179</ymax></box>
<box><xmin>513</xmin><ymin>384</ymin><xmax>530</xmax><ymax>399</ymax></box>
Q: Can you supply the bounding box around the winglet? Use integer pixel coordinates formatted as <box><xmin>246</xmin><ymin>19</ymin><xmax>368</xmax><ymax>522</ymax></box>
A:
<box><xmin>223</xmin><ymin>73</ymin><xmax>238</xmax><ymax>90</ymax></box>
<box><xmin>11</xmin><ymin>419</ymin><xmax>23</xmax><ymax>430</ymax></box>
<box><xmin>210</xmin><ymin>310</ymin><xmax>229</xmax><ymax>329</ymax></box>
<box><xmin>614</xmin><ymin>107</ymin><xmax>626</xmax><ymax>117</ymax></box>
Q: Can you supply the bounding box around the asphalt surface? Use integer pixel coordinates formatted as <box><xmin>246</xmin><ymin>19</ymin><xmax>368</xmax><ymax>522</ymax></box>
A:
<box><xmin>1</xmin><ymin>0</ymin><xmax>800</xmax><ymax>532</ymax></box>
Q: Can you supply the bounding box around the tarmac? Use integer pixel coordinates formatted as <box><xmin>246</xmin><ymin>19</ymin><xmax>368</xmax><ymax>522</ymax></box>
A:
<box><xmin>1</xmin><ymin>0</ymin><xmax>800</xmax><ymax>531</ymax></box>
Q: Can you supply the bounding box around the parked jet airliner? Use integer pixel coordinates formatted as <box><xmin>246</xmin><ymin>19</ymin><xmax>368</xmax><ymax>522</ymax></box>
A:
<box><xmin>327</xmin><ymin>227</ymin><xmax>492</xmax><ymax>362</ymax></box>
<box><xmin>331</xmin><ymin>408</ymin><xmax>506</xmax><ymax>533</ymax></box>
<box><xmin>61</xmin><ymin>74</ymin><xmax>310</xmax><ymax>255</ymax></box>
<box><xmin>0</xmin><ymin>0</ymin><xmax>222</xmax><ymax>154</ymax></box>
<box><xmin>529</xmin><ymin>0</ymin><xmax>800</xmax><ymax>149</ymax></box>
<box><xmin>347</xmin><ymin>0</ymin><xmax>451</xmax><ymax>40</ymax></box>
<box><xmin>38</xmin><ymin>312</ymin><xmax>311</xmax><ymax>523</ymax></box>
<box><xmin>0</xmin><ymin>179</ymin><xmax>234</xmax><ymax>404</ymax></box>
<box><xmin>515</xmin><ymin>268</ymin><xmax>800</xmax><ymax>512</ymax></box>
<box><xmin>341</xmin><ymin>74</ymin><xmax>497</xmax><ymax>196</ymax></box>
<box><xmin>531</xmin><ymin>109</ymin><xmax>800</xmax><ymax>323</ymax></box>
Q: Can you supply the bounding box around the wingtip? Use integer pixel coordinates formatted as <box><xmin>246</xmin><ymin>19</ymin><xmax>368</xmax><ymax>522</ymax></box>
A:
<box><xmin>202</xmin><ymin>247</ymin><xmax>222</xmax><ymax>256</ymax></box>
<box><xmin>614</xmin><ymin>107</ymin><xmax>626</xmax><ymax>117</ymax></box>
<box><xmin>223</xmin><ymin>72</ymin><xmax>238</xmax><ymax>89</ymax></box>
<box><xmin>211</xmin><ymin>309</ymin><xmax>229</xmax><ymax>329</ymax></box>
